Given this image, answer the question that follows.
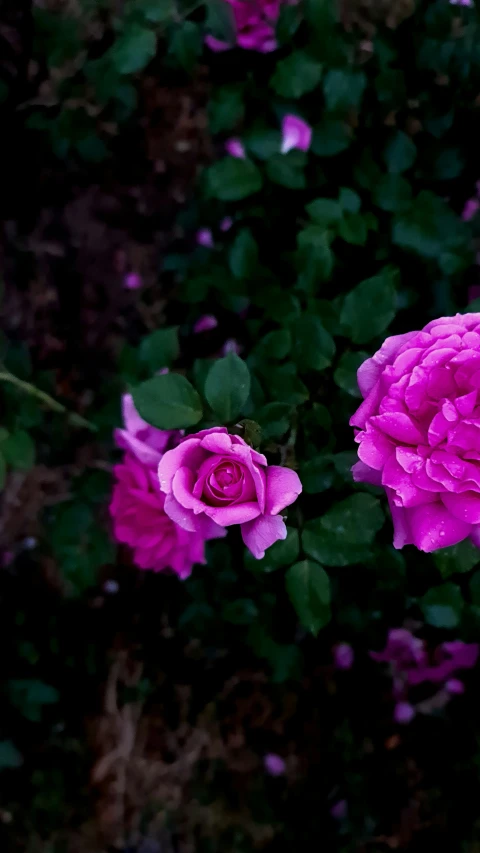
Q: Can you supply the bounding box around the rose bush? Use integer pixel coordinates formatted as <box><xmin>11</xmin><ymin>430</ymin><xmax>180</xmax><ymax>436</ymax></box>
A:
<box><xmin>351</xmin><ymin>314</ymin><xmax>480</xmax><ymax>552</ymax></box>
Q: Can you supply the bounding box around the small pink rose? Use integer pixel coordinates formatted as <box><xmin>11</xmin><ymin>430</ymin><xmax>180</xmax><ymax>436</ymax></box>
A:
<box><xmin>124</xmin><ymin>272</ymin><xmax>142</xmax><ymax>290</ymax></box>
<box><xmin>225</xmin><ymin>138</ymin><xmax>246</xmax><ymax>159</ymax></box>
<box><xmin>194</xmin><ymin>315</ymin><xmax>218</xmax><ymax>334</ymax></box>
<box><xmin>263</xmin><ymin>753</ymin><xmax>286</xmax><ymax>776</ymax></box>
<box><xmin>220</xmin><ymin>216</ymin><xmax>234</xmax><ymax>232</ymax></box>
<box><xmin>158</xmin><ymin>426</ymin><xmax>302</xmax><ymax>558</ymax></box>
<box><xmin>281</xmin><ymin>115</ymin><xmax>312</xmax><ymax>154</ymax></box>
<box><xmin>196</xmin><ymin>228</ymin><xmax>214</xmax><ymax>248</ymax></box>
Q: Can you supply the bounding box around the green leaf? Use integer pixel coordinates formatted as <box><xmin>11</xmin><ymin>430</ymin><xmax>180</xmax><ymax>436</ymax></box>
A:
<box><xmin>276</xmin><ymin>2</ymin><xmax>303</xmax><ymax>43</ymax></box>
<box><xmin>470</xmin><ymin>571</ymin><xmax>480</xmax><ymax>606</ymax></box>
<box><xmin>393</xmin><ymin>191</ymin><xmax>468</xmax><ymax>260</ymax></box>
<box><xmin>323</xmin><ymin>69</ymin><xmax>366</xmax><ymax>112</ymax></box>
<box><xmin>208</xmin><ymin>85</ymin><xmax>244</xmax><ymax>134</ymax></box>
<box><xmin>0</xmin><ymin>740</ymin><xmax>23</xmax><ymax>771</ymax></box>
<box><xmin>373</xmin><ymin>174</ymin><xmax>412</xmax><ymax>212</ymax></box>
<box><xmin>334</xmin><ymin>351</ymin><xmax>368</xmax><ymax>397</ymax></box>
<box><xmin>270</xmin><ymin>51</ymin><xmax>322</xmax><ymax>98</ymax></box>
<box><xmin>268</xmin><ymin>364</ymin><xmax>309</xmax><ymax>405</ymax></box>
<box><xmin>1</xmin><ymin>430</ymin><xmax>35</xmax><ymax>471</ymax></box>
<box><xmin>421</xmin><ymin>583</ymin><xmax>464</xmax><ymax>629</ymax></box>
<box><xmin>303</xmin><ymin>526</ymin><xmax>371</xmax><ymax>567</ymax></box>
<box><xmin>132</xmin><ymin>0</ymin><xmax>175</xmax><ymax>22</ymax></box>
<box><xmin>337</xmin><ymin>213</ymin><xmax>368</xmax><ymax>245</ymax></box>
<box><xmin>321</xmin><ymin>493</ymin><xmax>384</xmax><ymax>544</ymax></box>
<box><xmin>311</xmin><ymin>119</ymin><xmax>351</xmax><ymax>157</ymax></box>
<box><xmin>8</xmin><ymin>680</ymin><xmax>59</xmax><ymax>723</ymax></box>
<box><xmin>300</xmin><ymin>455</ymin><xmax>334</xmax><ymax>494</ymax></box>
<box><xmin>170</xmin><ymin>21</ymin><xmax>201</xmax><ymax>72</ymax></box>
<box><xmin>255</xmin><ymin>402</ymin><xmax>292</xmax><ymax>439</ymax></box>
<box><xmin>132</xmin><ymin>373</ymin><xmax>203</xmax><ymax>429</ymax></box>
<box><xmin>204</xmin><ymin>353</ymin><xmax>251</xmax><ymax>422</ymax></box>
<box><xmin>253</xmin><ymin>329</ymin><xmax>291</xmax><ymax>361</ymax></box>
<box><xmin>339</xmin><ymin>187</ymin><xmax>361</xmax><ymax>213</ymax></box>
<box><xmin>306</xmin><ymin>198</ymin><xmax>343</xmax><ymax>225</ymax></box>
<box><xmin>111</xmin><ymin>25</ymin><xmax>156</xmax><ymax>74</ymax></box>
<box><xmin>340</xmin><ymin>269</ymin><xmax>397</xmax><ymax>344</ymax></box>
<box><xmin>290</xmin><ymin>314</ymin><xmax>335</xmax><ymax>372</ymax></box>
<box><xmin>434</xmin><ymin>540</ymin><xmax>480</xmax><ymax>579</ymax></box>
<box><xmin>222</xmin><ymin>598</ymin><xmax>258</xmax><ymax>625</ymax></box>
<box><xmin>205</xmin><ymin>0</ymin><xmax>237</xmax><ymax>43</ymax></box>
<box><xmin>229</xmin><ymin>229</ymin><xmax>259</xmax><ymax>279</ymax></box>
<box><xmin>139</xmin><ymin>327</ymin><xmax>179</xmax><ymax>371</ymax></box>
<box><xmin>266</xmin><ymin>151</ymin><xmax>306</xmax><ymax>190</ymax></box>
<box><xmin>297</xmin><ymin>226</ymin><xmax>334</xmax><ymax>284</ymax></box>
<box><xmin>244</xmin><ymin>127</ymin><xmax>282</xmax><ymax>160</ymax></box>
<box><xmin>383</xmin><ymin>131</ymin><xmax>416</xmax><ymax>174</ymax></box>
<box><xmin>206</xmin><ymin>157</ymin><xmax>262</xmax><ymax>201</ymax></box>
<box><xmin>285</xmin><ymin>559</ymin><xmax>331</xmax><ymax>635</ymax></box>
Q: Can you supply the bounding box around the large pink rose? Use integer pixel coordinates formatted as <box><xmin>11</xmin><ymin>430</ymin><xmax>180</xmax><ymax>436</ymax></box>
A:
<box><xmin>110</xmin><ymin>454</ymin><xmax>225</xmax><ymax>578</ymax></box>
<box><xmin>205</xmin><ymin>0</ymin><xmax>281</xmax><ymax>53</ymax></box>
<box><xmin>351</xmin><ymin>313</ymin><xmax>480</xmax><ymax>552</ymax></box>
<box><xmin>157</xmin><ymin>426</ymin><xmax>302</xmax><ymax>559</ymax></box>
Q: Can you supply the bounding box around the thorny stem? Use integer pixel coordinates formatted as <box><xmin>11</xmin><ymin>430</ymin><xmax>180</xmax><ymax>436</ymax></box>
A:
<box><xmin>0</xmin><ymin>370</ymin><xmax>98</xmax><ymax>432</ymax></box>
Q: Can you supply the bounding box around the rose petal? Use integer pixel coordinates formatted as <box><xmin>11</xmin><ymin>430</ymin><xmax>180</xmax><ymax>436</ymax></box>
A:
<box><xmin>204</xmin><ymin>502</ymin><xmax>261</xmax><ymax>526</ymax></box>
<box><xmin>351</xmin><ymin>460</ymin><xmax>383</xmax><ymax>486</ymax></box>
<box><xmin>442</xmin><ymin>491</ymin><xmax>480</xmax><ymax>524</ymax></box>
<box><xmin>265</xmin><ymin>465</ymin><xmax>302</xmax><ymax>516</ymax></box>
<box><xmin>372</xmin><ymin>413</ymin><xmax>424</xmax><ymax>444</ymax></box>
<box><xmin>158</xmin><ymin>439</ymin><xmax>205</xmax><ymax>493</ymax></box>
<box><xmin>409</xmin><ymin>502</ymin><xmax>472</xmax><ymax>552</ymax></box>
<box><xmin>172</xmin><ymin>467</ymin><xmax>207</xmax><ymax>514</ymax></box>
<box><xmin>241</xmin><ymin>514</ymin><xmax>287</xmax><ymax>559</ymax></box>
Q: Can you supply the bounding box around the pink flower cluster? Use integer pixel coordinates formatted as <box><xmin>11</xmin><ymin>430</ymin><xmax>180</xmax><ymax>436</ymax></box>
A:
<box><xmin>351</xmin><ymin>314</ymin><xmax>480</xmax><ymax>552</ymax></box>
<box><xmin>371</xmin><ymin>628</ymin><xmax>478</xmax><ymax>723</ymax></box>
<box><xmin>110</xmin><ymin>395</ymin><xmax>225</xmax><ymax>577</ymax></box>
<box><xmin>205</xmin><ymin>0</ymin><xmax>282</xmax><ymax>53</ymax></box>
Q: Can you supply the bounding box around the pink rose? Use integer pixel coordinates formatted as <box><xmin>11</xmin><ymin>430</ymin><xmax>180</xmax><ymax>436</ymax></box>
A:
<box><xmin>351</xmin><ymin>313</ymin><xmax>480</xmax><ymax>552</ymax></box>
<box><xmin>280</xmin><ymin>115</ymin><xmax>312</xmax><ymax>154</ymax></box>
<box><xmin>205</xmin><ymin>0</ymin><xmax>281</xmax><ymax>53</ymax></box>
<box><xmin>114</xmin><ymin>394</ymin><xmax>180</xmax><ymax>468</ymax></box>
<box><xmin>110</xmin><ymin>454</ymin><xmax>225</xmax><ymax>578</ymax></box>
<box><xmin>158</xmin><ymin>426</ymin><xmax>302</xmax><ymax>558</ymax></box>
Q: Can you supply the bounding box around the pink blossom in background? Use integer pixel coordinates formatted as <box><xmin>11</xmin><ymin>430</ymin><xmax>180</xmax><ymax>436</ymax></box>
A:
<box><xmin>450</xmin><ymin>0</ymin><xmax>472</xmax><ymax>6</ymax></box>
<box><xmin>194</xmin><ymin>315</ymin><xmax>218</xmax><ymax>333</ymax></box>
<box><xmin>220</xmin><ymin>216</ymin><xmax>234</xmax><ymax>232</ymax></box>
<box><xmin>462</xmin><ymin>198</ymin><xmax>480</xmax><ymax>221</ymax></box>
<box><xmin>205</xmin><ymin>0</ymin><xmax>281</xmax><ymax>53</ymax></box>
<box><xmin>394</xmin><ymin>701</ymin><xmax>415</xmax><ymax>725</ymax></box>
<box><xmin>330</xmin><ymin>800</ymin><xmax>348</xmax><ymax>820</ymax></box>
<box><xmin>196</xmin><ymin>228</ymin><xmax>214</xmax><ymax>248</ymax></box>
<box><xmin>370</xmin><ymin>627</ymin><xmax>478</xmax><ymax>722</ymax></box>
<box><xmin>124</xmin><ymin>271</ymin><xmax>142</xmax><ymax>290</ymax></box>
<box><xmin>350</xmin><ymin>313</ymin><xmax>480</xmax><ymax>552</ymax></box>
<box><xmin>263</xmin><ymin>753</ymin><xmax>286</xmax><ymax>776</ymax></box>
<box><xmin>333</xmin><ymin>643</ymin><xmax>354</xmax><ymax>670</ymax></box>
<box><xmin>115</xmin><ymin>394</ymin><xmax>181</xmax><ymax>468</ymax></box>
<box><xmin>281</xmin><ymin>115</ymin><xmax>312</xmax><ymax>154</ymax></box>
<box><xmin>110</xmin><ymin>454</ymin><xmax>225</xmax><ymax>577</ymax></box>
<box><xmin>157</xmin><ymin>426</ymin><xmax>302</xmax><ymax>559</ymax></box>
<box><xmin>225</xmin><ymin>138</ymin><xmax>246</xmax><ymax>159</ymax></box>
<box><xmin>221</xmin><ymin>338</ymin><xmax>242</xmax><ymax>356</ymax></box>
